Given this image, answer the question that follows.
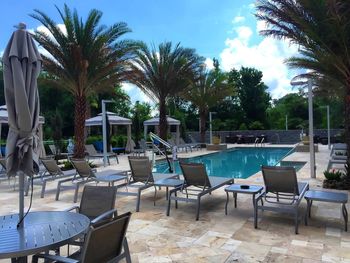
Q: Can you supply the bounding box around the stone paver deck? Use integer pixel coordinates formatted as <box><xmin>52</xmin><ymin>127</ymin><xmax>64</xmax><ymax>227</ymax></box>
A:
<box><xmin>1</xmin><ymin>144</ymin><xmax>349</xmax><ymax>262</ymax></box>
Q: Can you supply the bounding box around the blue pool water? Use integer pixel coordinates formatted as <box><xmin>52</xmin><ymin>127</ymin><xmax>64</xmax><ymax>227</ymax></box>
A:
<box><xmin>153</xmin><ymin>147</ymin><xmax>294</xmax><ymax>179</ymax></box>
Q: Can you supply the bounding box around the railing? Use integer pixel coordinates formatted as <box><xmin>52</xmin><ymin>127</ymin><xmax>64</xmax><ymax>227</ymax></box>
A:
<box><xmin>149</xmin><ymin>132</ymin><xmax>175</xmax><ymax>173</ymax></box>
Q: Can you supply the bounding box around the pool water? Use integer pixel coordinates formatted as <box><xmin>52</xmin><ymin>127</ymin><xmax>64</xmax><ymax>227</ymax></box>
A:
<box><xmin>153</xmin><ymin>147</ymin><xmax>294</xmax><ymax>179</ymax></box>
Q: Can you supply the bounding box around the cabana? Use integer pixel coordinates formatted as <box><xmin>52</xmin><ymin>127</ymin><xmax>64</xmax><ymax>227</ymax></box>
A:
<box><xmin>144</xmin><ymin>116</ymin><xmax>180</xmax><ymax>145</ymax></box>
<box><xmin>85</xmin><ymin>112</ymin><xmax>133</xmax><ymax>152</ymax></box>
<box><xmin>0</xmin><ymin>105</ymin><xmax>46</xmax><ymax>156</ymax></box>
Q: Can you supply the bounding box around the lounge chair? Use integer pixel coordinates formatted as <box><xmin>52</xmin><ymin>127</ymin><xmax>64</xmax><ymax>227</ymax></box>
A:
<box><xmin>254</xmin><ymin>166</ymin><xmax>309</xmax><ymax>234</ymax></box>
<box><xmin>56</xmin><ymin>159</ymin><xmax>128</xmax><ymax>202</ymax></box>
<box><xmin>48</xmin><ymin>144</ymin><xmax>72</xmax><ymax>159</ymax></box>
<box><xmin>85</xmin><ymin>144</ymin><xmax>119</xmax><ymax>164</ymax></box>
<box><xmin>168</xmin><ymin>138</ymin><xmax>191</xmax><ymax>152</ymax></box>
<box><xmin>25</xmin><ymin>158</ymin><xmax>77</xmax><ymax>198</ymax></box>
<box><xmin>117</xmin><ymin>156</ymin><xmax>178</xmax><ymax>212</ymax></box>
<box><xmin>167</xmin><ymin>162</ymin><xmax>234</xmax><ymax>220</ymax></box>
<box><xmin>180</xmin><ymin>137</ymin><xmax>200</xmax><ymax>151</ymax></box>
<box><xmin>33</xmin><ymin>211</ymin><xmax>132</xmax><ymax>263</ymax></box>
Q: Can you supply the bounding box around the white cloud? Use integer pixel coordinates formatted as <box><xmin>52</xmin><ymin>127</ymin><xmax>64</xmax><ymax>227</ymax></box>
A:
<box><xmin>121</xmin><ymin>83</ymin><xmax>153</xmax><ymax>104</ymax></box>
<box><xmin>232</xmin><ymin>16</ymin><xmax>245</xmax><ymax>24</ymax></box>
<box><xmin>220</xmin><ymin>24</ymin><xmax>299</xmax><ymax>99</ymax></box>
<box><xmin>204</xmin><ymin>58</ymin><xmax>214</xmax><ymax>70</ymax></box>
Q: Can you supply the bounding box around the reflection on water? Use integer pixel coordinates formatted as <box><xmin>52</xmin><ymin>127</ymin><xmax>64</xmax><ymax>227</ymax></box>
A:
<box><xmin>154</xmin><ymin>147</ymin><xmax>292</xmax><ymax>179</ymax></box>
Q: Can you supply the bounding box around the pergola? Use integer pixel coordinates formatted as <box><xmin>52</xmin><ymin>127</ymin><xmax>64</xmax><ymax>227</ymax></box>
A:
<box><xmin>144</xmin><ymin>116</ymin><xmax>180</xmax><ymax>145</ymax></box>
<box><xmin>0</xmin><ymin>105</ymin><xmax>46</xmax><ymax>156</ymax></box>
<box><xmin>85</xmin><ymin>111</ymin><xmax>133</xmax><ymax>152</ymax></box>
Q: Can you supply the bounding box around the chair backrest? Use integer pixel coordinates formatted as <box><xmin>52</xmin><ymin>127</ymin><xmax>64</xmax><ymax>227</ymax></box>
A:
<box><xmin>48</xmin><ymin>145</ymin><xmax>57</xmax><ymax>155</ymax></box>
<box><xmin>261</xmin><ymin>166</ymin><xmax>300</xmax><ymax>195</ymax></box>
<box><xmin>79</xmin><ymin>185</ymin><xmax>117</xmax><ymax>220</ymax></box>
<box><xmin>80</xmin><ymin>212</ymin><xmax>132</xmax><ymax>263</ymax></box>
<box><xmin>128</xmin><ymin>156</ymin><xmax>153</xmax><ymax>183</ymax></box>
<box><xmin>85</xmin><ymin>144</ymin><xmax>98</xmax><ymax>155</ymax></box>
<box><xmin>180</xmin><ymin>162</ymin><xmax>211</xmax><ymax>189</ymax></box>
<box><xmin>71</xmin><ymin>159</ymin><xmax>94</xmax><ymax>178</ymax></box>
<box><xmin>40</xmin><ymin>158</ymin><xmax>63</xmax><ymax>176</ymax></box>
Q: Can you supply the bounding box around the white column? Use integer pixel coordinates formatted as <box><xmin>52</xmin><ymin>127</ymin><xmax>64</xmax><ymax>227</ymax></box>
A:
<box><xmin>125</xmin><ymin>124</ymin><xmax>133</xmax><ymax>152</ymax></box>
<box><xmin>39</xmin><ymin>124</ymin><xmax>46</xmax><ymax>157</ymax></box>
<box><xmin>209</xmin><ymin>112</ymin><xmax>213</xmax><ymax>144</ymax></box>
<box><xmin>308</xmin><ymin>80</ymin><xmax>316</xmax><ymax>178</ymax></box>
<box><xmin>144</xmin><ymin>125</ymin><xmax>148</xmax><ymax>140</ymax></box>
<box><xmin>176</xmin><ymin>125</ymin><xmax>180</xmax><ymax>146</ymax></box>
<box><xmin>102</xmin><ymin>101</ymin><xmax>108</xmax><ymax>167</ymax></box>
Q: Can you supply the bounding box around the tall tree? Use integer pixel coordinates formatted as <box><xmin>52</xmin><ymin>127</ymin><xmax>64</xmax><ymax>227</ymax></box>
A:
<box><xmin>229</xmin><ymin>67</ymin><xmax>271</xmax><ymax>128</ymax></box>
<box><xmin>30</xmin><ymin>4</ymin><xmax>137</xmax><ymax>157</ymax></box>
<box><xmin>131</xmin><ymin>101</ymin><xmax>152</xmax><ymax>143</ymax></box>
<box><xmin>128</xmin><ymin>42</ymin><xmax>203</xmax><ymax>140</ymax></box>
<box><xmin>256</xmin><ymin>0</ymin><xmax>350</xmax><ymax>175</ymax></box>
<box><xmin>181</xmin><ymin>68</ymin><xmax>233</xmax><ymax>143</ymax></box>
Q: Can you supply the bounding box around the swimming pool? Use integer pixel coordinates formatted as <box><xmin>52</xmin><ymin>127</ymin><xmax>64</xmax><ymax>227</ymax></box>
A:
<box><xmin>153</xmin><ymin>147</ymin><xmax>295</xmax><ymax>179</ymax></box>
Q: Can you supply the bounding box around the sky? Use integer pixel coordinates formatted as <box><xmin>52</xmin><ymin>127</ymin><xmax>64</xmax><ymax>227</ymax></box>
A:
<box><xmin>0</xmin><ymin>0</ymin><xmax>300</xmax><ymax>104</ymax></box>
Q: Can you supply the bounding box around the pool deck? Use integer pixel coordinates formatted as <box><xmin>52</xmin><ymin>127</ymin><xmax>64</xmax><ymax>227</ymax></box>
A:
<box><xmin>1</xmin><ymin>143</ymin><xmax>350</xmax><ymax>262</ymax></box>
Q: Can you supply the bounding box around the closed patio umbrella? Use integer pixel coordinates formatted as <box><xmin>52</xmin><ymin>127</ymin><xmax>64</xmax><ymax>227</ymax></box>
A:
<box><xmin>2</xmin><ymin>23</ymin><xmax>42</xmax><ymax>226</ymax></box>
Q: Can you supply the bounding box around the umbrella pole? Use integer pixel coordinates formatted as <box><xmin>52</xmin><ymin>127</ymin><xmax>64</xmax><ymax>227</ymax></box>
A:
<box><xmin>18</xmin><ymin>171</ymin><xmax>24</xmax><ymax>228</ymax></box>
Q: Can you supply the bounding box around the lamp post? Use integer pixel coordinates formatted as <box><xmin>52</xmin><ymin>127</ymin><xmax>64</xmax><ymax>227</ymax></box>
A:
<box><xmin>209</xmin><ymin>112</ymin><xmax>216</xmax><ymax>144</ymax></box>
<box><xmin>102</xmin><ymin>99</ymin><xmax>113</xmax><ymax>167</ymax></box>
<box><xmin>291</xmin><ymin>79</ymin><xmax>316</xmax><ymax>178</ymax></box>
<box><xmin>321</xmin><ymin>105</ymin><xmax>331</xmax><ymax>150</ymax></box>
<box><xmin>285</xmin><ymin>115</ymin><xmax>288</xmax><ymax>131</ymax></box>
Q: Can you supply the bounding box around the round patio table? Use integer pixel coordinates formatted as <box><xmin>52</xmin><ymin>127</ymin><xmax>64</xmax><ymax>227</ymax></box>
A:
<box><xmin>0</xmin><ymin>211</ymin><xmax>90</xmax><ymax>262</ymax></box>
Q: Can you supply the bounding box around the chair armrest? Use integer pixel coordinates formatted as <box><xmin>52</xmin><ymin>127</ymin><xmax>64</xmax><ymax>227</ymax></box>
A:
<box><xmin>91</xmin><ymin>208</ymin><xmax>117</xmax><ymax>225</ymax></box>
<box><xmin>65</xmin><ymin>205</ymin><xmax>80</xmax><ymax>212</ymax></box>
<box><xmin>33</xmin><ymin>254</ymin><xmax>79</xmax><ymax>263</ymax></box>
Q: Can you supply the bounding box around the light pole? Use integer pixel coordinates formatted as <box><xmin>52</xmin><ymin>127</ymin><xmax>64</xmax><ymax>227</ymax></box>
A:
<box><xmin>209</xmin><ymin>112</ymin><xmax>216</xmax><ymax>144</ymax></box>
<box><xmin>321</xmin><ymin>105</ymin><xmax>331</xmax><ymax>149</ymax></box>
<box><xmin>285</xmin><ymin>115</ymin><xmax>288</xmax><ymax>131</ymax></box>
<box><xmin>102</xmin><ymin>99</ymin><xmax>113</xmax><ymax>167</ymax></box>
<box><xmin>291</xmin><ymin>79</ymin><xmax>316</xmax><ymax>178</ymax></box>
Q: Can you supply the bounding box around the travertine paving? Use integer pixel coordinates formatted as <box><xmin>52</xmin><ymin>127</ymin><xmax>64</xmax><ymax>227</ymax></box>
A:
<box><xmin>0</xmin><ymin>144</ymin><xmax>349</xmax><ymax>262</ymax></box>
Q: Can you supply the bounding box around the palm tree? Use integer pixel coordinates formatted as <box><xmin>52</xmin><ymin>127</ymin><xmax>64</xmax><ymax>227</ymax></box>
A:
<box><xmin>181</xmin><ymin>68</ymin><xmax>233</xmax><ymax>143</ymax></box>
<box><xmin>128</xmin><ymin>42</ymin><xmax>203</xmax><ymax>141</ymax></box>
<box><xmin>256</xmin><ymin>0</ymin><xmax>350</xmax><ymax>175</ymax></box>
<box><xmin>30</xmin><ymin>4</ymin><xmax>137</xmax><ymax>157</ymax></box>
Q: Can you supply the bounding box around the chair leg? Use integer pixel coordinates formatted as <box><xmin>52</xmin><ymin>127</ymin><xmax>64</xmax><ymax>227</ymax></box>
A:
<box><xmin>153</xmin><ymin>186</ymin><xmax>157</xmax><ymax>206</ymax></box>
<box><xmin>41</xmin><ymin>181</ymin><xmax>47</xmax><ymax>198</ymax></box>
<box><xmin>196</xmin><ymin>196</ymin><xmax>201</xmax><ymax>221</ymax></box>
<box><xmin>55</xmin><ymin>182</ymin><xmax>62</xmax><ymax>201</ymax></box>
<box><xmin>136</xmin><ymin>188</ymin><xmax>142</xmax><ymax>212</ymax></box>
<box><xmin>254</xmin><ymin>200</ymin><xmax>258</xmax><ymax>229</ymax></box>
<box><xmin>167</xmin><ymin>191</ymin><xmax>172</xmax><ymax>216</ymax></box>
<box><xmin>123</xmin><ymin>238</ymin><xmax>132</xmax><ymax>263</ymax></box>
<box><xmin>73</xmin><ymin>184</ymin><xmax>80</xmax><ymax>203</ymax></box>
<box><xmin>342</xmin><ymin>203</ymin><xmax>348</xmax><ymax>232</ymax></box>
<box><xmin>295</xmin><ymin>210</ymin><xmax>299</xmax><ymax>234</ymax></box>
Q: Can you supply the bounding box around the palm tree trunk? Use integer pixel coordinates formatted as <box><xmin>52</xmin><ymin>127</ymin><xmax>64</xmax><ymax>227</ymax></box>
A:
<box><xmin>199</xmin><ymin>108</ymin><xmax>207</xmax><ymax>143</ymax></box>
<box><xmin>159</xmin><ymin>99</ymin><xmax>168</xmax><ymax>141</ymax></box>
<box><xmin>74</xmin><ymin>94</ymin><xmax>87</xmax><ymax>158</ymax></box>
<box><xmin>345</xmin><ymin>83</ymin><xmax>350</xmax><ymax>178</ymax></box>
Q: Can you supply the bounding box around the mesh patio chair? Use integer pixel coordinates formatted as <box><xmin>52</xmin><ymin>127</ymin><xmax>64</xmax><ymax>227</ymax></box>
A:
<box><xmin>254</xmin><ymin>166</ymin><xmax>309</xmax><ymax>234</ymax></box>
<box><xmin>33</xmin><ymin>211</ymin><xmax>132</xmax><ymax>263</ymax></box>
<box><xmin>56</xmin><ymin>159</ymin><xmax>128</xmax><ymax>203</ymax></box>
<box><xmin>167</xmin><ymin>162</ymin><xmax>234</xmax><ymax>220</ymax></box>
<box><xmin>49</xmin><ymin>144</ymin><xmax>72</xmax><ymax>159</ymax></box>
<box><xmin>85</xmin><ymin>144</ymin><xmax>119</xmax><ymax>164</ymax></box>
<box><xmin>117</xmin><ymin>156</ymin><xmax>178</xmax><ymax>212</ymax></box>
<box><xmin>24</xmin><ymin>158</ymin><xmax>77</xmax><ymax>198</ymax></box>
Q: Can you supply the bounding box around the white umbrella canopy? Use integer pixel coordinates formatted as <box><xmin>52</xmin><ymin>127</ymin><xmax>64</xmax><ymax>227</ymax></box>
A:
<box><xmin>2</xmin><ymin>23</ymin><xmax>42</xmax><ymax>226</ymax></box>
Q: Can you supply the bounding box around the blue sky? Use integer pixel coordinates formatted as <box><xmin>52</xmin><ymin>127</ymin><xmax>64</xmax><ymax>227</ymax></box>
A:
<box><xmin>0</xmin><ymin>0</ymin><xmax>299</xmax><ymax>104</ymax></box>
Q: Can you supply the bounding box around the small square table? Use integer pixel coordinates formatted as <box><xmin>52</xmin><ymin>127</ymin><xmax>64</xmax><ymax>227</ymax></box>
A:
<box><xmin>304</xmin><ymin>190</ymin><xmax>348</xmax><ymax>231</ymax></box>
<box><xmin>153</xmin><ymin>173</ymin><xmax>183</xmax><ymax>205</ymax></box>
<box><xmin>224</xmin><ymin>184</ymin><xmax>263</xmax><ymax>215</ymax></box>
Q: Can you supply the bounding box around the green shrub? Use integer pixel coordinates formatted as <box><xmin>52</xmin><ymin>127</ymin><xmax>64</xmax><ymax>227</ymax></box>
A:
<box><xmin>238</xmin><ymin>123</ymin><xmax>248</xmax><ymax>130</ymax></box>
<box><xmin>86</xmin><ymin>135</ymin><xmax>102</xmax><ymax>145</ymax></box>
<box><xmin>249</xmin><ymin>121</ymin><xmax>264</xmax><ymax>130</ymax></box>
<box><xmin>323</xmin><ymin>169</ymin><xmax>343</xmax><ymax>181</ymax></box>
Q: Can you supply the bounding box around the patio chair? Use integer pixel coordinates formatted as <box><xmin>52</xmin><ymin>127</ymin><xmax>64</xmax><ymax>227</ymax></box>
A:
<box><xmin>25</xmin><ymin>158</ymin><xmax>77</xmax><ymax>198</ymax></box>
<box><xmin>56</xmin><ymin>159</ymin><xmax>128</xmax><ymax>202</ymax></box>
<box><xmin>180</xmin><ymin>137</ymin><xmax>200</xmax><ymax>151</ymax></box>
<box><xmin>168</xmin><ymin>138</ymin><xmax>191</xmax><ymax>152</ymax></box>
<box><xmin>85</xmin><ymin>144</ymin><xmax>119</xmax><ymax>164</ymax></box>
<box><xmin>32</xmin><ymin>211</ymin><xmax>132</xmax><ymax>263</ymax></box>
<box><xmin>167</xmin><ymin>162</ymin><xmax>234</xmax><ymax>220</ymax></box>
<box><xmin>117</xmin><ymin>156</ymin><xmax>177</xmax><ymax>212</ymax></box>
<box><xmin>48</xmin><ymin>144</ymin><xmax>72</xmax><ymax>159</ymax></box>
<box><xmin>254</xmin><ymin>166</ymin><xmax>309</xmax><ymax>234</ymax></box>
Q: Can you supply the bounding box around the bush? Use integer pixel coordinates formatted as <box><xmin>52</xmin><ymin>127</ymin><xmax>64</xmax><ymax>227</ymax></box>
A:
<box><xmin>323</xmin><ymin>169</ymin><xmax>343</xmax><ymax>181</ymax></box>
<box><xmin>238</xmin><ymin>123</ymin><xmax>248</xmax><ymax>130</ymax></box>
<box><xmin>86</xmin><ymin>135</ymin><xmax>102</xmax><ymax>145</ymax></box>
<box><xmin>249</xmin><ymin>121</ymin><xmax>264</xmax><ymax>130</ymax></box>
